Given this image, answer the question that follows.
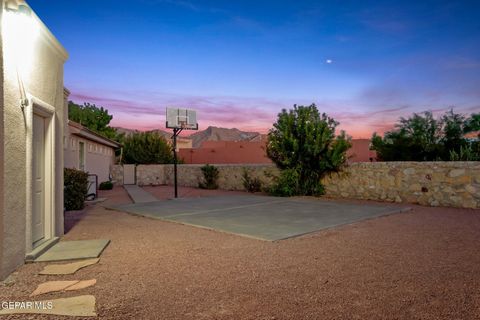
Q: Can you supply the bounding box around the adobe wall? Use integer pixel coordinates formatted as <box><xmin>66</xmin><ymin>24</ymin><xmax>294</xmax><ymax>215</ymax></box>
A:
<box><xmin>112</xmin><ymin>162</ymin><xmax>480</xmax><ymax>209</ymax></box>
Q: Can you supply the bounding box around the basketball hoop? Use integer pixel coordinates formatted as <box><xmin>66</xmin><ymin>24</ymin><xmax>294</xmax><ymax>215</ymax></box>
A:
<box><xmin>165</xmin><ymin>107</ymin><xmax>199</xmax><ymax>198</ymax></box>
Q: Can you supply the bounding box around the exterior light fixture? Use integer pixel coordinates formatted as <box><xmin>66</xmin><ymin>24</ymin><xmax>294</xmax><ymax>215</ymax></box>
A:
<box><xmin>5</xmin><ymin>0</ymin><xmax>31</xmax><ymax>15</ymax></box>
<box><xmin>4</xmin><ymin>0</ymin><xmax>34</xmax><ymax>108</ymax></box>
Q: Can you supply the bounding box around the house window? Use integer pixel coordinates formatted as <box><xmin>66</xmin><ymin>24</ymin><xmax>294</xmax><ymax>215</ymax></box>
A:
<box><xmin>79</xmin><ymin>142</ymin><xmax>85</xmax><ymax>171</ymax></box>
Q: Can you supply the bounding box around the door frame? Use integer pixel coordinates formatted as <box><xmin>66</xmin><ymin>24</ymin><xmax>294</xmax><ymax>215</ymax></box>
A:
<box><xmin>25</xmin><ymin>95</ymin><xmax>56</xmax><ymax>251</ymax></box>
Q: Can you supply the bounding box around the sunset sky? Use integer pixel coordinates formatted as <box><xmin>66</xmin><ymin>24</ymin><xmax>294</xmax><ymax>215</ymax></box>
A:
<box><xmin>29</xmin><ymin>0</ymin><xmax>480</xmax><ymax>138</ymax></box>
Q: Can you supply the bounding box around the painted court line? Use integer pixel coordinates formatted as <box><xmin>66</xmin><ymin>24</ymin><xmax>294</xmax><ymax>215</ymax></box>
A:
<box><xmin>161</xmin><ymin>199</ymin><xmax>289</xmax><ymax>218</ymax></box>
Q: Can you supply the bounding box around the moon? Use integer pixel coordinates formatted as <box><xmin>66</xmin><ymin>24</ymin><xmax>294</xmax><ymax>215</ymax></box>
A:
<box><xmin>326</xmin><ymin>59</ymin><xmax>333</xmax><ymax>64</ymax></box>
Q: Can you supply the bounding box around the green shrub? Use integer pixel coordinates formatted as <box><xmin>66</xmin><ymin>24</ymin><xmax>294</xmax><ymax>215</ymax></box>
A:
<box><xmin>122</xmin><ymin>131</ymin><xmax>173</xmax><ymax>164</ymax></box>
<box><xmin>199</xmin><ymin>164</ymin><xmax>219</xmax><ymax>189</ymax></box>
<box><xmin>242</xmin><ymin>169</ymin><xmax>262</xmax><ymax>193</ymax></box>
<box><xmin>266</xmin><ymin>104</ymin><xmax>350</xmax><ymax>196</ymax></box>
<box><xmin>99</xmin><ymin>181</ymin><xmax>114</xmax><ymax>190</ymax></box>
<box><xmin>267</xmin><ymin>168</ymin><xmax>325</xmax><ymax>197</ymax></box>
<box><xmin>64</xmin><ymin>168</ymin><xmax>88</xmax><ymax>211</ymax></box>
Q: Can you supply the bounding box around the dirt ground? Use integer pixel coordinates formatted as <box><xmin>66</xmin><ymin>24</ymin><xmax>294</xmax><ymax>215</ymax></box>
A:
<box><xmin>1</xmin><ymin>186</ymin><xmax>480</xmax><ymax>319</ymax></box>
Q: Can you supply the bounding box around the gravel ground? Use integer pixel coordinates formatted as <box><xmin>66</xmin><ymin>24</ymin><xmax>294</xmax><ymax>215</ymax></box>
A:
<box><xmin>1</xmin><ymin>186</ymin><xmax>480</xmax><ymax>320</ymax></box>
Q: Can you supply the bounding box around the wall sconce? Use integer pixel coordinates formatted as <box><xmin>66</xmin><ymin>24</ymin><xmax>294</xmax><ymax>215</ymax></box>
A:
<box><xmin>5</xmin><ymin>0</ymin><xmax>31</xmax><ymax>15</ymax></box>
<box><xmin>4</xmin><ymin>0</ymin><xmax>34</xmax><ymax>108</ymax></box>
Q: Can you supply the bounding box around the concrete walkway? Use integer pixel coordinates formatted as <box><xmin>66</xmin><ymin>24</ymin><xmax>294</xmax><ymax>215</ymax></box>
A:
<box><xmin>123</xmin><ymin>185</ymin><xmax>158</xmax><ymax>203</ymax></box>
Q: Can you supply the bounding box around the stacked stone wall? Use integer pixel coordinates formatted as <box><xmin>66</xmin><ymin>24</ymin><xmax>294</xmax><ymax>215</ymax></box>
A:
<box><xmin>111</xmin><ymin>162</ymin><xmax>480</xmax><ymax>208</ymax></box>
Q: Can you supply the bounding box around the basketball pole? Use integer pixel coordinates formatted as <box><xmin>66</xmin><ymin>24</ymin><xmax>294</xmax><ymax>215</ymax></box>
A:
<box><xmin>172</xmin><ymin>127</ymin><xmax>183</xmax><ymax>198</ymax></box>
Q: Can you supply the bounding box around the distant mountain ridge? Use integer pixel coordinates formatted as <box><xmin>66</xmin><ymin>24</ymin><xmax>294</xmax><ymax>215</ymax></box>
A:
<box><xmin>114</xmin><ymin>126</ymin><xmax>266</xmax><ymax>148</ymax></box>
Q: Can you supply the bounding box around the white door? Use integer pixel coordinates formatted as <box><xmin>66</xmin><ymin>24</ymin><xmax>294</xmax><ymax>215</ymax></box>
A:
<box><xmin>123</xmin><ymin>164</ymin><xmax>136</xmax><ymax>185</ymax></box>
<box><xmin>33</xmin><ymin>114</ymin><xmax>46</xmax><ymax>244</ymax></box>
<box><xmin>79</xmin><ymin>141</ymin><xmax>85</xmax><ymax>171</ymax></box>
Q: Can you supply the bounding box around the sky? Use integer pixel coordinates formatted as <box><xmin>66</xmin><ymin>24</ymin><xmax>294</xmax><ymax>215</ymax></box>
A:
<box><xmin>28</xmin><ymin>0</ymin><xmax>480</xmax><ymax>138</ymax></box>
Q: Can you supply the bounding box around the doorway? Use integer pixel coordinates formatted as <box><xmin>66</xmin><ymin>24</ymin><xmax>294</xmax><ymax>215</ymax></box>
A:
<box><xmin>32</xmin><ymin>114</ymin><xmax>46</xmax><ymax>244</ymax></box>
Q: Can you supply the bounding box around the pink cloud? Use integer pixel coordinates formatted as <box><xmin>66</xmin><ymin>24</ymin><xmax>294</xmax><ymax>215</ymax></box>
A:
<box><xmin>68</xmin><ymin>89</ymin><xmax>478</xmax><ymax>139</ymax></box>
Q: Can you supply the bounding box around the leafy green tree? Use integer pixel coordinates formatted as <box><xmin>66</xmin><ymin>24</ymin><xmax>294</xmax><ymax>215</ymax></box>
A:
<box><xmin>372</xmin><ymin>111</ymin><xmax>442</xmax><ymax>161</ymax></box>
<box><xmin>440</xmin><ymin>110</ymin><xmax>467</xmax><ymax>158</ymax></box>
<box><xmin>68</xmin><ymin>101</ymin><xmax>117</xmax><ymax>140</ymax></box>
<box><xmin>266</xmin><ymin>104</ymin><xmax>351</xmax><ymax>196</ymax></box>
<box><xmin>122</xmin><ymin>131</ymin><xmax>173</xmax><ymax>164</ymax></box>
<box><xmin>464</xmin><ymin>113</ymin><xmax>480</xmax><ymax>133</ymax></box>
<box><xmin>371</xmin><ymin>110</ymin><xmax>480</xmax><ymax>161</ymax></box>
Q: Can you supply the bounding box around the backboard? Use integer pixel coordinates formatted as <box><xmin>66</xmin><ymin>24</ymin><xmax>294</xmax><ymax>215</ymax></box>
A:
<box><xmin>166</xmin><ymin>108</ymin><xmax>198</xmax><ymax>130</ymax></box>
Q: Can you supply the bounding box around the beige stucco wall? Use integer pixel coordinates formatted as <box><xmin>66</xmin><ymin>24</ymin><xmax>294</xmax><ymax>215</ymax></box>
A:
<box><xmin>0</xmin><ymin>0</ymin><xmax>5</xmax><ymax>280</ymax></box>
<box><xmin>112</xmin><ymin>162</ymin><xmax>480</xmax><ymax>209</ymax></box>
<box><xmin>1</xmin><ymin>3</ymin><xmax>68</xmax><ymax>279</ymax></box>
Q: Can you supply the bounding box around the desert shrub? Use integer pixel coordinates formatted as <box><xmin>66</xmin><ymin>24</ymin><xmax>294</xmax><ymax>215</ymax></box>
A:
<box><xmin>199</xmin><ymin>164</ymin><xmax>219</xmax><ymax>189</ymax></box>
<box><xmin>449</xmin><ymin>143</ymin><xmax>480</xmax><ymax>161</ymax></box>
<box><xmin>266</xmin><ymin>104</ymin><xmax>350</xmax><ymax>196</ymax></box>
<box><xmin>242</xmin><ymin>169</ymin><xmax>262</xmax><ymax>193</ymax></box>
<box><xmin>64</xmin><ymin>168</ymin><xmax>89</xmax><ymax>211</ymax></box>
<box><xmin>99</xmin><ymin>181</ymin><xmax>114</xmax><ymax>190</ymax></box>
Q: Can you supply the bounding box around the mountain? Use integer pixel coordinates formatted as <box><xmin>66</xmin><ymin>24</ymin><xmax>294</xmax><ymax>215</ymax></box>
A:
<box><xmin>114</xmin><ymin>126</ymin><xmax>266</xmax><ymax>148</ymax></box>
<box><xmin>188</xmin><ymin>126</ymin><xmax>265</xmax><ymax>148</ymax></box>
<box><xmin>114</xmin><ymin>127</ymin><xmax>170</xmax><ymax>139</ymax></box>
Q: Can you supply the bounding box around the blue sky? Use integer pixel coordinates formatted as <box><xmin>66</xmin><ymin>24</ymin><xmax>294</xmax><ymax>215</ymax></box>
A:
<box><xmin>28</xmin><ymin>0</ymin><xmax>480</xmax><ymax>137</ymax></box>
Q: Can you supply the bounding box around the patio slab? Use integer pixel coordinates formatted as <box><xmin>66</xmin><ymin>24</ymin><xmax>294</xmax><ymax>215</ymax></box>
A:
<box><xmin>109</xmin><ymin>195</ymin><xmax>409</xmax><ymax>241</ymax></box>
<box><xmin>35</xmin><ymin>240</ymin><xmax>110</xmax><ymax>262</ymax></box>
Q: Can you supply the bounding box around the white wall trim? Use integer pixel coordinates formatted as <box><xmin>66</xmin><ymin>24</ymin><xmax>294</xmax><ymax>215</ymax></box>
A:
<box><xmin>25</xmin><ymin>94</ymin><xmax>56</xmax><ymax>252</ymax></box>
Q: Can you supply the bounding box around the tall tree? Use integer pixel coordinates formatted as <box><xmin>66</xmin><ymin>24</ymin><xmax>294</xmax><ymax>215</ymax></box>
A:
<box><xmin>440</xmin><ymin>110</ymin><xmax>467</xmax><ymax>158</ymax></box>
<box><xmin>464</xmin><ymin>113</ymin><xmax>480</xmax><ymax>133</ymax></box>
<box><xmin>371</xmin><ymin>110</ymin><xmax>480</xmax><ymax>161</ymax></box>
<box><xmin>122</xmin><ymin>132</ymin><xmax>173</xmax><ymax>164</ymax></box>
<box><xmin>372</xmin><ymin>111</ymin><xmax>441</xmax><ymax>161</ymax></box>
<box><xmin>267</xmin><ymin>104</ymin><xmax>351</xmax><ymax>196</ymax></box>
<box><xmin>68</xmin><ymin>101</ymin><xmax>117</xmax><ymax>140</ymax></box>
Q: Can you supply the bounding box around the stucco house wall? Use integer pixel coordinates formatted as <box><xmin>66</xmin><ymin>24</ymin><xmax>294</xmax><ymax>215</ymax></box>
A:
<box><xmin>0</xmin><ymin>0</ymin><xmax>5</xmax><ymax>280</ymax></box>
<box><xmin>1</xmin><ymin>1</ymin><xmax>68</xmax><ymax>280</ymax></box>
<box><xmin>64</xmin><ymin>121</ymin><xmax>120</xmax><ymax>183</ymax></box>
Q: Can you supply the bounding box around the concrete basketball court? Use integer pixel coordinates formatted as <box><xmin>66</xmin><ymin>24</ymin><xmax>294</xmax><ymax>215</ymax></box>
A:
<box><xmin>108</xmin><ymin>195</ymin><xmax>408</xmax><ymax>241</ymax></box>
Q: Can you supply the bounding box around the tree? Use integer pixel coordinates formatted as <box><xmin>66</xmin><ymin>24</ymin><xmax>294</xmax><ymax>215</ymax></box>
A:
<box><xmin>371</xmin><ymin>110</ymin><xmax>480</xmax><ymax>161</ymax></box>
<box><xmin>464</xmin><ymin>113</ymin><xmax>480</xmax><ymax>133</ymax></box>
<box><xmin>68</xmin><ymin>101</ymin><xmax>117</xmax><ymax>140</ymax></box>
<box><xmin>440</xmin><ymin>110</ymin><xmax>467</xmax><ymax>158</ymax></box>
<box><xmin>372</xmin><ymin>111</ymin><xmax>442</xmax><ymax>161</ymax></box>
<box><xmin>122</xmin><ymin>131</ymin><xmax>173</xmax><ymax>164</ymax></box>
<box><xmin>266</xmin><ymin>104</ymin><xmax>351</xmax><ymax>196</ymax></box>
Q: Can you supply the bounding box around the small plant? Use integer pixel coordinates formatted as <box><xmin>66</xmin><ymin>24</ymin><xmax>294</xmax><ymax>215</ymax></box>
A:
<box><xmin>64</xmin><ymin>168</ymin><xmax>89</xmax><ymax>211</ymax></box>
<box><xmin>99</xmin><ymin>181</ymin><xmax>114</xmax><ymax>190</ymax></box>
<box><xmin>199</xmin><ymin>164</ymin><xmax>219</xmax><ymax>189</ymax></box>
<box><xmin>242</xmin><ymin>169</ymin><xmax>262</xmax><ymax>193</ymax></box>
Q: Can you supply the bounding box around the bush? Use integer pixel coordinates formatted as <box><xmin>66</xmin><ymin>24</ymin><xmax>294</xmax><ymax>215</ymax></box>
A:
<box><xmin>99</xmin><ymin>181</ymin><xmax>114</xmax><ymax>190</ymax></box>
<box><xmin>242</xmin><ymin>169</ymin><xmax>262</xmax><ymax>193</ymax></box>
<box><xmin>266</xmin><ymin>104</ymin><xmax>350</xmax><ymax>196</ymax></box>
<box><xmin>199</xmin><ymin>164</ymin><xmax>219</xmax><ymax>189</ymax></box>
<box><xmin>64</xmin><ymin>168</ymin><xmax>88</xmax><ymax>211</ymax></box>
<box><xmin>122</xmin><ymin>131</ymin><xmax>173</xmax><ymax>164</ymax></box>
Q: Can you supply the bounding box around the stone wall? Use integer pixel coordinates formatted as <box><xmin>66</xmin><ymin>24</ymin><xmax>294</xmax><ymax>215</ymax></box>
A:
<box><xmin>112</xmin><ymin>164</ymin><xmax>278</xmax><ymax>190</ymax></box>
<box><xmin>111</xmin><ymin>162</ymin><xmax>480</xmax><ymax>208</ymax></box>
<box><xmin>322</xmin><ymin>162</ymin><xmax>479</xmax><ymax>209</ymax></box>
<box><xmin>111</xmin><ymin>165</ymin><xmax>124</xmax><ymax>185</ymax></box>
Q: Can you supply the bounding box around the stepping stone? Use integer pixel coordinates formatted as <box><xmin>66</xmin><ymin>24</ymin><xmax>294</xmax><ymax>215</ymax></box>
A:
<box><xmin>35</xmin><ymin>239</ymin><xmax>110</xmax><ymax>262</ymax></box>
<box><xmin>39</xmin><ymin>258</ymin><xmax>100</xmax><ymax>275</ymax></box>
<box><xmin>65</xmin><ymin>279</ymin><xmax>97</xmax><ymax>291</ymax></box>
<box><xmin>31</xmin><ymin>279</ymin><xmax>97</xmax><ymax>296</ymax></box>
<box><xmin>31</xmin><ymin>280</ymin><xmax>78</xmax><ymax>296</ymax></box>
<box><xmin>0</xmin><ymin>295</ymin><xmax>96</xmax><ymax>317</ymax></box>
